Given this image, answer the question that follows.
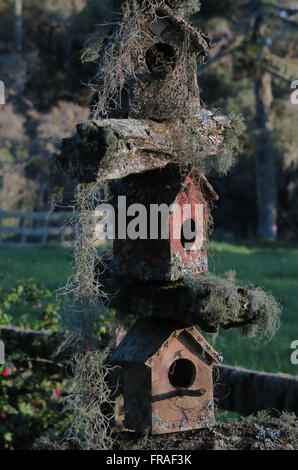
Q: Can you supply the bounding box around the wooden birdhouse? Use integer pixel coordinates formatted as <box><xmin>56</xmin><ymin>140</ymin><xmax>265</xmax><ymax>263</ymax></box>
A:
<box><xmin>55</xmin><ymin>0</ymin><xmax>238</xmax><ymax>442</ymax></box>
<box><xmin>103</xmin><ymin>1</ymin><xmax>211</xmax><ymax>121</ymax></box>
<box><xmin>110</xmin><ymin>318</ymin><xmax>221</xmax><ymax>434</ymax></box>
<box><xmin>111</xmin><ymin>165</ymin><xmax>218</xmax><ymax>281</ymax></box>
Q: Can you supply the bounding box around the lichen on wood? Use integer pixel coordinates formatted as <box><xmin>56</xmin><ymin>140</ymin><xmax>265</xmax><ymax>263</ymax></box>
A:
<box><xmin>113</xmin><ymin>411</ymin><xmax>297</xmax><ymax>450</ymax></box>
<box><xmin>107</xmin><ymin>270</ymin><xmax>281</xmax><ymax>339</ymax></box>
<box><xmin>58</xmin><ymin>111</ymin><xmax>244</xmax><ymax>183</ymax></box>
<box><xmin>184</xmin><ymin>271</ymin><xmax>281</xmax><ymax>339</ymax></box>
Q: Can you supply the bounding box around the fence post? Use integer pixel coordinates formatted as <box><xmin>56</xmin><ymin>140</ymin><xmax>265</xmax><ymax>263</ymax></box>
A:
<box><xmin>58</xmin><ymin>226</ymin><xmax>65</xmax><ymax>245</ymax></box>
<box><xmin>20</xmin><ymin>216</ymin><xmax>26</xmax><ymax>244</ymax></box>
<box><xmin>41</xmin><ymin>219</ymin><xmax>48</xmax><ymax>245</ymax></box>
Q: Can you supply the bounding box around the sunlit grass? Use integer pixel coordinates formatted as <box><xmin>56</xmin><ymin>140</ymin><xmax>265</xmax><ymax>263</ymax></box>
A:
<box><xmin>0</xmin><ymin>245</ymin><xmax>73</xmax><ymax>292</ymax></box>
<box><xmin>0</xmin><ymin>240</ymin><xmax>297</xmax><ymax>376</ymax></box>
<box><xmin>208</xmin><ymin>240</ymin><xmax>298</xmax><ymax>376</ymax></box>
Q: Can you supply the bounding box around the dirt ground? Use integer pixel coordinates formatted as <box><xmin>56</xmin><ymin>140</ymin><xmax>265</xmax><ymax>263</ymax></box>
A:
<box><xmin>115</xmin><ymin>411</ymin><xmax>297</xmax><ymax>451</ymax></box>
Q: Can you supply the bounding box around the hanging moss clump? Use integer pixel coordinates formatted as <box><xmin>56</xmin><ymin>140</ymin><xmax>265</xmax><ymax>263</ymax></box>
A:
<box><xmin>184</xmin><ymin>271</ymin><xmax>281</xmax><ymax>339</ymax></box>
<box><xmin>82</xmin><ymin>0</ymin><xmax>210</xmax><ymax>120</ymax></box>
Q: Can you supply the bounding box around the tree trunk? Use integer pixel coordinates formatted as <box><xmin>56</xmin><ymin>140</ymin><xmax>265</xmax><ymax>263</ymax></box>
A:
<box><xmin>254</xmin><ymin>72</ymin><xmax>277</xmax><ymax>240</ymax></box>
<box><xmin>13</xmin><ymin>0</ymin><xmax>23</xmax><ymax>52</ymax></box>
<box><xmin>250</xmin><ymin>0</ymin><xmax>277</xmax><ymax>240</ymax></box>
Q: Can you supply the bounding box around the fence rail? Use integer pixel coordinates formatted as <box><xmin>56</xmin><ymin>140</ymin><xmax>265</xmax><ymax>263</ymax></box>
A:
<box><xmin>0</xmin><ymin>209</ymin><xmax>73</xmax><ymax>245</ymax></box>
<box><xmin>2</xmin><ymin>322</ymin><xmax>297</xmax><ymax>417</ymax></box>
<box><xmin>215</xmin><ymin>364</ymin><xmax>298</xmax><ymax>416</ymax></box>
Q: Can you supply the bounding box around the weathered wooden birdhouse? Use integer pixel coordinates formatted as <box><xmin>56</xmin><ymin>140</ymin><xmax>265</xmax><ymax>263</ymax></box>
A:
<box><xmin>56</xmin><ymin>0</ymin><xmax>233</xmax><ymax>439</ymax></box>
<box><xmin>111</xmin><ymin>318</ymin><xmax>221</xmax><ymax>434</ymax></box>
<box><xmin>112</xmin><ymin>165</ymin><xmax>218</xmax><ymax>281</ymax></box>
<box><xmin>111</xmin><ymin>1</ymin><xmax>211</xmax><ymax>122</ymax></box>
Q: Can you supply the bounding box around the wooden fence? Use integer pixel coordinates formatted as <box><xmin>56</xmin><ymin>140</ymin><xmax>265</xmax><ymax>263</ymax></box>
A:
<box><xmin>214</xmin><ymin>364</ymin><xmax>298</xmax><ymax>416</ymax></box>
<box><xmin>1</xmin><ymin>324</ymin><xmax>297</xmax><ymax>416</ymax></box>
<box><xmin>0</xmin><ymin>210</ymin><xmax>73</xmax><ymax>245</ymax></box>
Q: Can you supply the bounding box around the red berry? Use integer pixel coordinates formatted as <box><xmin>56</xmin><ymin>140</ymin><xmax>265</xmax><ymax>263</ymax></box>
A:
<box><xmin>2</xmin><ymin>369</ymin><xmax>9</xmax><ymax>377</ymax></box>
<box><xmin>1</xmin><ymin>414</ymin><xmax>6</xmax><ymax>419</ymax></box>
<box><xmin>55</xmin><ymin>389</ymin><xmax>61</xmax><ymax>396</ymax></box>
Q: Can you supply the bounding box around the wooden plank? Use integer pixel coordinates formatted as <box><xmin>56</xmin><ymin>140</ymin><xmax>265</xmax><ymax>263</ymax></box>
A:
<box><xmin>0</xmin><ymin>210</ymin><xmax>73</xmax><ymax>245</ymax></box>
<box><xmin>214</xmin><ymin>364</ymin><xmax>298</xmax><ymax>416</ymax></box>
<box><xmin>0</xmin><ymin>226</ymin><xmax>62</xmax><ymax>236</ymax></box>
<box><xmin>0</xmin><ymin>209</ymin><xmax>72</xmax><ymax>221</ymax></box>
<box><xmin>0</xmin><ymin>326</ymin><xmax>63</xmax><ymax>361</ymax></box>
<box><xmin>0</xmin><ymin>325</ymin><xmax>52</xmax><ymax>338</ymax></box>
<box><xmin>58</xmin><ymin>112</ymin><xmax>232</xmax><ymax>183</ymax></box>
<box><xmin>0</xmin><ymin>226</ymin><xmax>27</xmax><ymax>235</ymax></box>
<box><xmin>0</xmin><ymin>242</ymin><xmax>71</xmax><ymax>247</ymax></box>
<box><xmin>0</xmin><ymin>326</ymin><xmax>99</xmax><ymax>362</ymax></box>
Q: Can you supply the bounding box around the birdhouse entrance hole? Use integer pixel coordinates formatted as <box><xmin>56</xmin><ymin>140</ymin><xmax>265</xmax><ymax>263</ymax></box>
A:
<box><xmin>168</xmin><ymin>358</ymin><xmax>196</xmax><ymax>388</ymax></box>
<box><xmin>181</xmin><ymin>218</ymin><xmax>196</xmax><ymax>251</ymax></box>
<box><xmin>145</xmin><ymin>43</ymin><xmax>177</xmax><ymax>78</ymax></box>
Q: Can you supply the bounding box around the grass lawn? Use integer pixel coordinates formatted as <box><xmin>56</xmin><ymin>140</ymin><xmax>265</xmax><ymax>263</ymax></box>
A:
<box><xmin>0</xmin><ymin>245</ymin><xmax>73</xmax><ymax>292</ymax></box>
<box><xmin>0</xmin><ymin>240</ymin><xmax>297</xmax><ymax>376</ymax></box>
<box><xmin>208</xmin><ymin>240</ymin><xmax>298</xmax><ymax>377</ymax></box>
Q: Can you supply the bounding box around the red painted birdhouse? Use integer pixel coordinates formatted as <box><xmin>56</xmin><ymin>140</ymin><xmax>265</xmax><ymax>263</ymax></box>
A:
<box><xmin>111</xmin><ymin>165</ymin><xmax>218</xmax><ymax>281</ymax></box>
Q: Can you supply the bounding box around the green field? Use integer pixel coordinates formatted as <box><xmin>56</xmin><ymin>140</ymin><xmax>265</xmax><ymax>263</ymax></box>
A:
<box><xmin>208</xmin><ymin>240</ymin><xmax>298</xmax><ymax>376</ymax></box>
<box><xmin>0</xmin><ymin>240</ymin><xmax>297</xmax><ymax>376</ymax></box>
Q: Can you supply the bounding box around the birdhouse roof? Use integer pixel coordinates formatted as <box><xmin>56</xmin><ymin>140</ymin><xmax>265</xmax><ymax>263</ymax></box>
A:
<box><xmin>110</xmin><ymin>164</ymin><xmax>219</xmax><ymax>206</ymax></box>
<box><xmin>148</xmin><ymin>5</ymin><xmax>211</xmax><ymax>55</ymax></box>
<box><xmin>110</xmin><ymin>318</ymin><xmax>221</xmax><ymax>366</ymax></box>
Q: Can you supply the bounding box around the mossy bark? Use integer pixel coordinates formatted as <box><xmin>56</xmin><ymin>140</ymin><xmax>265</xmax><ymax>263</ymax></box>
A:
<box><xmin>103</xmin><ymin>271</ymin><xmax>280</xmax><ymax>337</ymax></box>
<box><xmin>58</xmin><ymin>112</ymin><xmax>234</xmax><ymax>183</ymax></box>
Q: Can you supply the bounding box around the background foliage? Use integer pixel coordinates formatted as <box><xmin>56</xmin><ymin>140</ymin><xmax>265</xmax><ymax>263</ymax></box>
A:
<box><xmin>0</xmin><ymin>0</ymin><xmax>297</xmax><ymax>450</ymax></box>
<box><xmin>0</xmin><ymin>0</ymin><xmax>297</xmax><ymax>238</ymax></box>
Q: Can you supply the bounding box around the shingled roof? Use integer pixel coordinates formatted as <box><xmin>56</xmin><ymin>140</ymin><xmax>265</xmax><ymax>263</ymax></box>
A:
<box><xmin>110</xmin><ymin>318</ymin><xmax>222</xmax><ymax>366</ymax></box>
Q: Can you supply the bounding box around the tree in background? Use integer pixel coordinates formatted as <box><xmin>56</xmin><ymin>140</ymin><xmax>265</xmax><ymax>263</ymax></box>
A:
<box><xmin>13</xmin><ymin>0</ymin><xmax>22</xmax><ymax>51</ymax></box>
<box><xmin>248</xmin><ymin>0</ymin><xmax>298</xmax><ymax>239</ymax></box>
<box><xmin>0</xmin><ymin>0</ymin><xmax>108</xmax><ymax>212</ymax></box>
<box><xmin>199</xmin><ymin>0</ymin><xmax>298</xmax><ymax>239</ymax></box>
<box><xmin>0</xmin><ymin>0</ymin><xmax>298</xmax><ymax>239</ymax></box>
